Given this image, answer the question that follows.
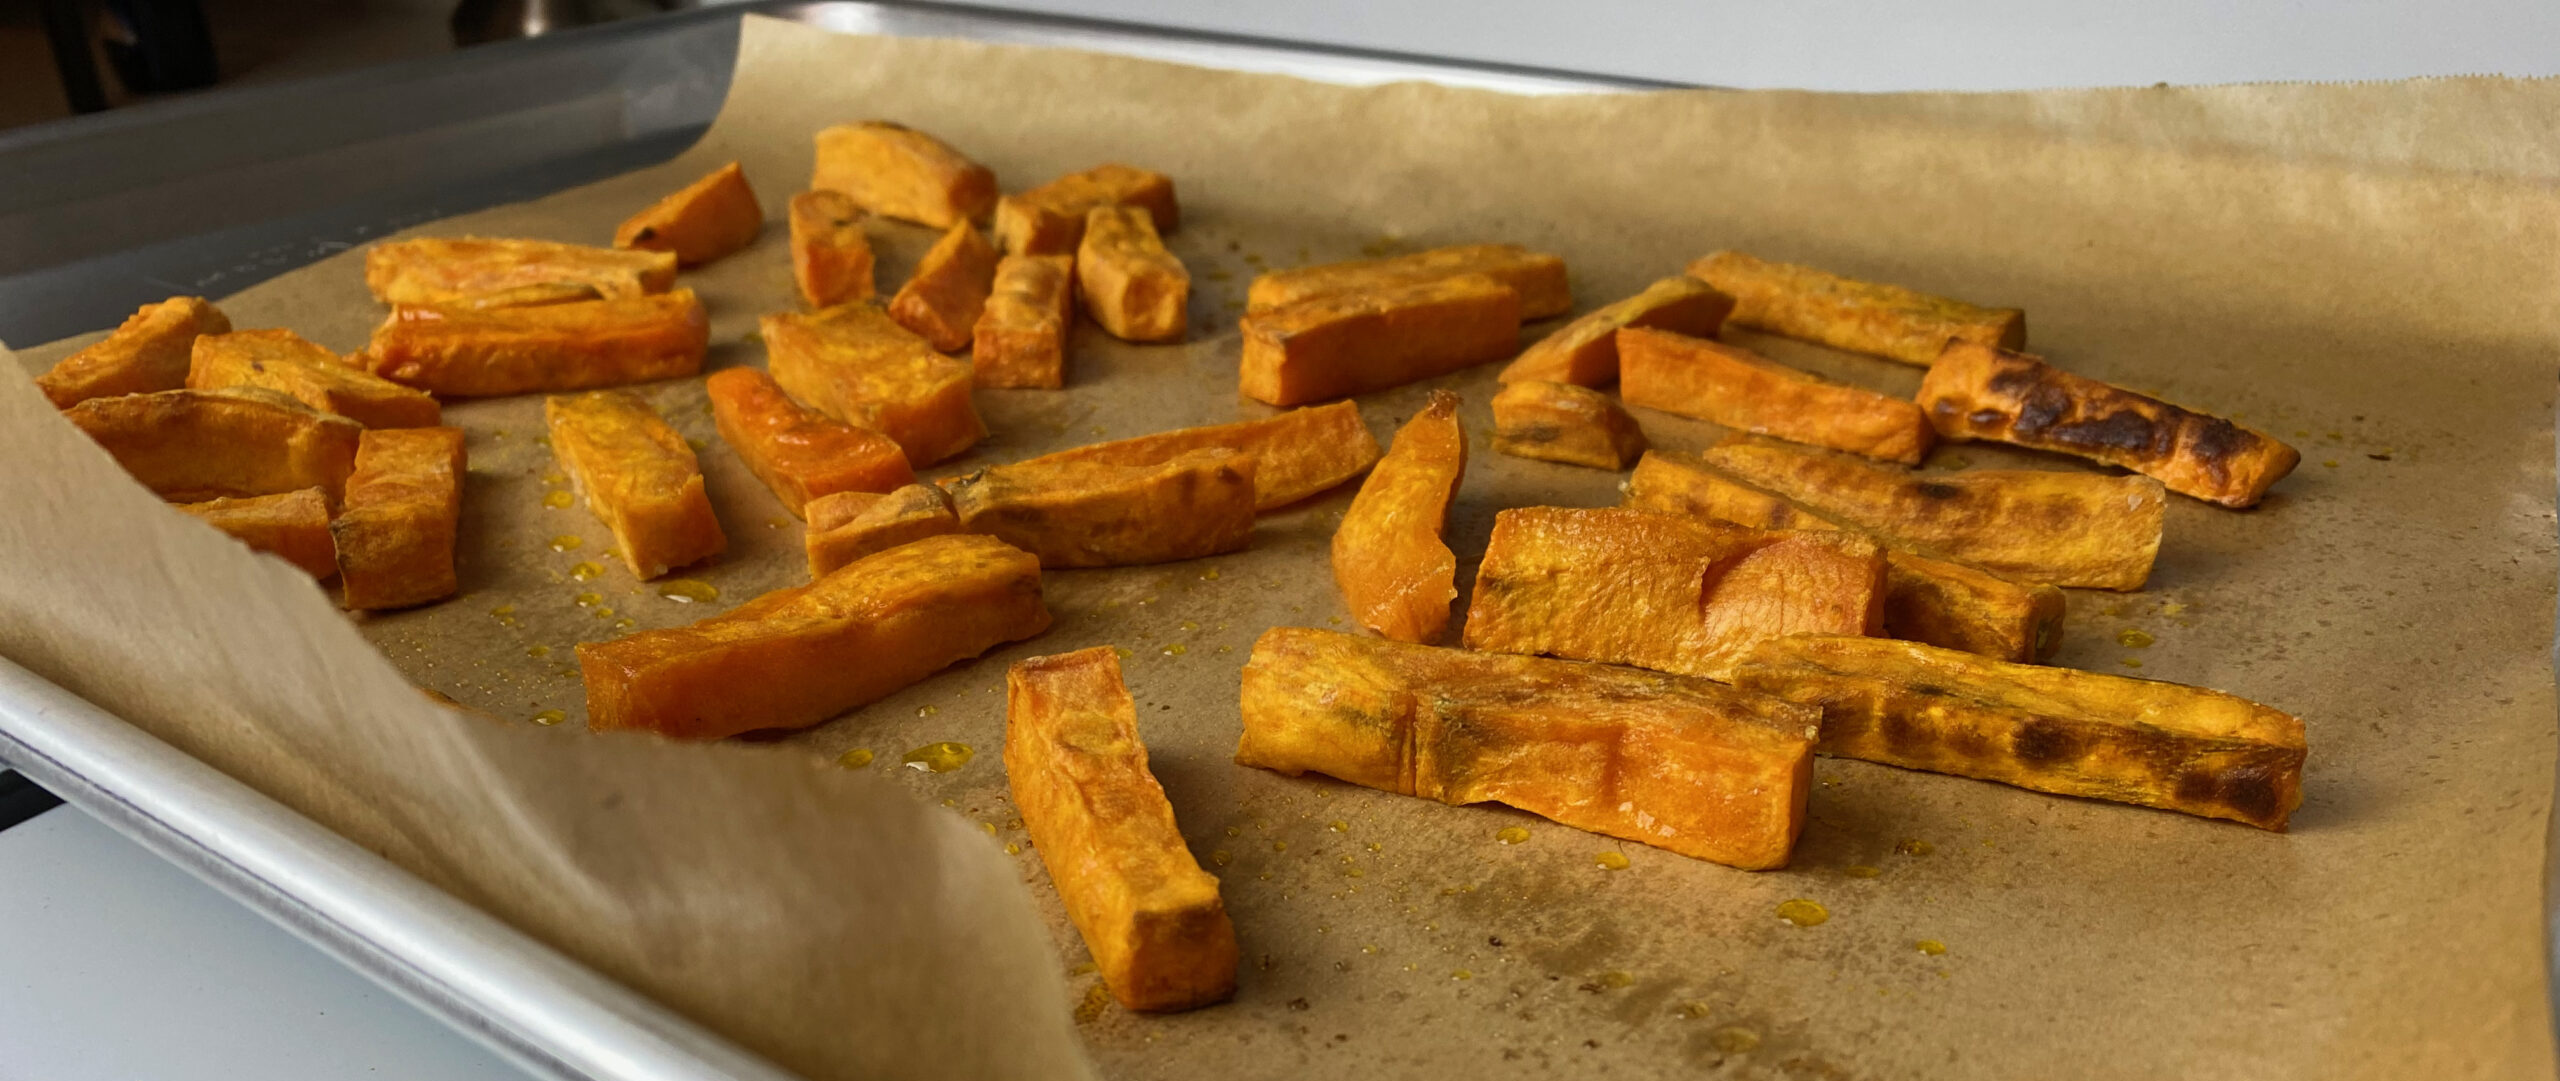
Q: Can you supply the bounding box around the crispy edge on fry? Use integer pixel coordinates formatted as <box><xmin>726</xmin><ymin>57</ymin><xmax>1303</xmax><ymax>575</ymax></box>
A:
<box><xmin>972</xmin><ymin>254</ymin><xmax>1075</xmax><ymax>389</ymax></box>
<box><xmin>359</xmin><ymin>290</ymin><xmax>710</xmax><ymax>398</ymax></box>
<box><xmin>706</xmin><ymin>367</ymin><xmax>914</xmax><ymax>519</ymax></box>
<box><xmin>1618</xmin><ymin>326</ymin><xmax>1934</xmax><ymax>464</ymax></box>
<box><xmin>1003</xmin><ymin>400</ymin><xmax>1380</xmax><ymax>511</ymax></box>
<box><xmin>788</xmin><ymin>190</ymin><xmax>876</xmax><ymax>308</ymax></box>
<box><xmin>1333</xmin><ymin>389</ymin><xmax>1464</xmax><ymax>643</ymax></box>
<box><xmin>363</xmin><ymin>237</ymin><xmax>677</xmax><ymax>307</ymax></box>
<box><xmin>187</xmin><ymin>328</ymin><xmax>442</xmax><ymax>430</ymax></box>
<box><xmin>1687</xmin><ymin>250</ymin><xmax>2024</xmax><ymax>366</ymax></box>
<box><xmin>994</xmin><ymin>163</ymin><xmax>1179</xmax><ymax>255</ymax></box>
<box><xmin>64</xmin><ymin>386</ymin><xmax>362</xmax><ymax>503</ymax></box>
<box><xmin>544</xmin><ymin>389</ymin><xmax>725</xmax><ymax>579</ymax></box>
<box><xmin>1076</xmin><ymin>205</ymin><xmax>1188</xmax><ymax>342</ymax></box>
<box><xmin>614</xmin><ymin>161</ymin><xmax>763</xmax><ymax>267</ymax></box>
<box><xmin>760</xmin><ymin>304</ymin><xmax>987</xmax><ymax>467</ymax></box>
<box><xmin>803</xmin><ymin>483</ymin><xmax>959</xmax><ymax>579</ymax></box>
<box><xmin>1489</xmin><ymin>380</ymin><xmax>1646</xmax><ymax>470</ymax></box>
<box><xmin>809</xmin><ymin>120</ymin><xmax>997</xmax><ymax>229</ymax></box>
<box><xmin>176</xmin><ymin>488</ymin><xmax>337</xmax><ymax>580</ymax></box>
<box><xmin>942</xmin><ymin>448</ymin><xmax>1255</xmax><ymax>568</ymax></box>
<box><xmin>889</xmin><ymin>222</ymin><xmax>1000</xmax><ymax>352</ymax></box>
<box><xmin>332</xmin><ymin>427</ymin><xmax>466</xmax><ymax>610</ymax></box>
<box><xmin>1498</xmin><ymin>276</ymin><xmax>1733</xmax><ymax>386</ymax></box>
<box><xmin>1238</xmin><ymin>274</ymin><xmax>1520</xmax><ymax>407</ymax></box>
<box><xmin>1247</xmin><ymin>243</ymin><xmax>1571</xmax><ymax>320</ymax></box>
<box><xmin>37</xmin><ymin>296</ymin><xmax>231</xmax><ymax>408</ymax></box>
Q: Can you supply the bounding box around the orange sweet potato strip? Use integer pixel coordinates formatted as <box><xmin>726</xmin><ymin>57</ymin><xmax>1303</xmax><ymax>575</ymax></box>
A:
<box><xmin>994</xmin><ymin>163</ymin><xmax>1179</xmax><ymax>255</ymax></box>
<box><xmin>187</xmin><ymin>328</ymin><xmax>441</xmax><ymax>429</ymax></box>
<box><xmin>1333</xmin><ymin>390</ymin><xmax>1464</xmax><ymax>643</ymax></box>
<box><xmin>176</xmin><ymin>488</ymin><xmax>336</xmax><ymax>580</ymax></box>
<box><xmin>971</xmin><ymin>254</ymin><xmax>1075</xmax><ymax>389</ymax></box>
<box><xmin>1007</xmin><ymin>646</ymin><xmax>1237</xmax><ymax>1011</ymax></box>
<box><xmin>942</xmin><ymin>448</ymin><xmax>1255</xmax><ymax>568</ymax></box>
<box><xmin>580</xmin><ymin>533</ymin><xmax>1049</xmax><ymax>739</ymax></box>
<box><xmin>65</xmin><ymin>387</ymin><xmax>361</xmax><ymax>503</ymax></box>
<box><xmin>706</xmin><ymin>367</ymin><xmax>914</xmax><ymax>518</ymax></box>
<box><xmin>1236</xmin><ymin>627</ymin><xmax>1819</xmax><ymax>870</ymax></box>
<box><xmin>363</xmin><ymin>237</ymin><xmax>676</xmax><ymax>307</ymax></box>
<box><xmin>1005</xmin><ymin>400</ymin><xmax>1381</xmax><ymax>512</ymax></box>
<box><xmin>614</xmin><ymin>161</ymin><xmax>763</xmax><ymax>267</ymax></box>
<box><xmin>809</xmin><ymin>121</ymin><xmax>996</xmax><ymax>229</ymax></box>
<box><xmin>1488</xmin><ymin>380</ymin><xmax>1645</xmax><ymax>470</ymax></box>
<box><xmin>1618</xmin><ymin>326</ymin><xmax>1934</xmax><ymax>465</ymax></box>
<box><xmin>1247</xmin><ymin>243</ymin><xmax>1571</xmax><ymax>320</ymax></box>
<box><xmin>333</xmin><ymin>427</ymin><xmax>466</xmax><ymax>610</ymax></box>
<box><xmin>1918</xmin><ymin>340</ymin><xmax>2301</xmax><ymax>509</ymax></box>
<box><xmin>1238</xmin><ymin>275</ymin><xmax>1519</xmax><ymax>407</ymax></box>
<box><xmin>1077</xmin><ymin>205</ymin><xmax>1187</xmax><ymax>342</ymax></box>
<box><xmin>788</xmin><ymin>190</ymin><xmax>875</xmax><ymax>308</ymax></box>
<box><xmin>36</xmin><ymin>296</ymin><xmax>230</xmax><ymax>408</ymax></box>
<box><xmin>545</xmin><ymin>390</ymin><xmax>725</xmax><ymax>579</ymax></box>
<box><xmin>889</xmin><ymin>222</ymin><xmax>999</xmax><ymax>352</ymax></box>
<box><xmin>803</xmin><ymin>483</ymin><xmax>958</xmax><ymax>578</ymax></box>
<box><xmin>1687</xmin><ymin>250</ymin><xmax>2024</xmax><ymax>366</ymax></box>
<box><xmin>1498</xmin><ymin>276</ymin><xmax>1733</xmax><ymax>386</ymax></box>
<box><xmin>760</xmin><ymin>305</ymin><xmax>986</xmax><ymax>467</ymax></box>
<box><xmin>358</xmin><ymin>290</ymin><xmax>708</xmax><ymax>397</ymax></box>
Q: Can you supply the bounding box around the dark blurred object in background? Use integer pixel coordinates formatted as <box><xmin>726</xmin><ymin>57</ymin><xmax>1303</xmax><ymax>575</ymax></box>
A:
<box><xmin>98</xmin><ymin>0</ymin><xmax>220</xmax><ymax>94</ymax></box>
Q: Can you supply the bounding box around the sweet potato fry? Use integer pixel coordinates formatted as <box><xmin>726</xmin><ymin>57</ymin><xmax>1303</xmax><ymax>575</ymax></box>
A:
<box><xmin>942</xmin><ymin>448</ymin><xmax>1254</xmax><ymax>568</ymax></box>
<box><xmin>363</xmin><ymin>237</ymin><xmax>676</xmax><ymax>307</ymax></box>
<box><xmin>1497</xmin><ymin>276</ymin><xmax>1733</xmax><ymax>386</ymax></box>
<box><xmin>1076</xmin><ymin>205</ymin><xmax>1187</xmax><ymax>342</ymax></box>
<box><xmin>1489</xmin><ymin>380</ymin><xmax>1645</xmax><ymax>469</ymax></box>
<box><xmin>1006</xmin><ymin>647</ymin><xmax>1236</xmax><ymax>1011</ymax></box>
<box><xmin>614</xmin><ymin>161</ymin><xmax>763</xmax><ymax>267</ymax></box>
<box><xmin>1919</xmin><ymin>341</ymin><xmax>2301</xmax><ymax>509</ymax></box>
<box><xmin>1333</xmin><ymin>390</ymin><xmax>1464</xmax><ymax>643</ymax></box>
<box><xmin>332</xmin><ymin>427</ymin><xmax>466</xmax><ymax>610</ymax></box>
<box><xmin>36</xmin><ymin>296</ymin><xmax>230</xmax><ymax>408</ymax></box>
<box><xmin>580</xmin><ymin>533</ymin><xmax>1048</xmax><ymax>739</ymax></box>
<box><xmin>65</xmin><ymin>387</ymin><xmax>361</xmax><ymax>502</ymax></box>
<box><xmin>760</xmin><ymin>305</ymin><xmax>986</xmax><ymax>467</ymax></box>
<box><xmin>1238</xmin><ymin>275</ymin><xmax>1519</xmax><ymax>407</ymax></box>
<box><xmin>888</xmin><ymin>222</ymin><xmax>999</xmax><ymax>351</ymax></box>
<box><xmin>1696</xmin><ymin>437</ymin><xmax>2165</xmax><ymax>590</ymax></box>
<box><xmin>187</xmin><ymin>328</ymin><xmax>441</xmax><ymax>429</ymax></box>
<box><xmin>1463</xmin><ymin>506</ymin><xmax>1885</xmax><ymax>681</ymax></box>
<box><xmin>1247</xmin><ymin>243</ymin><xmax>1570</xmax><ymax>320</ymax></box>
<box><xmin>803</xmin><ymin>483</ymin><xmax>958</xmax><ymax>578</ymax></box>
<box><xmin>706</xmin><ymin>367</ymin><xmax>914</xmax><ymax>518</ymax></box>
<box><xmin>1004</xmin><ymin>401</ymin><xmax>1380</xmax><ymax>511</ymax></box>
<box><xmin>810</xmin><ymin>121</ymin><xmax>997</xmax><ymax>229</ymax></box>
<box><xmin>1687</xmin><ymin>250</ymin><xmax>2024</xmax><ymax>366</ymax></box>
<box><xmin>993</xmin><ymin>163</ymin><xmax>1179</xmax><ymax>255</ymax></box>
<box><xmin>1618</xmin><ymin>326</ymin><xmax>1933</xmax><ymax>464</ymax></box>
<box><xmin>788</xmin><ymin>190</ymin><xmax>875</xmax><ymax>308</ymax></box>
<box><xmin>545</xmin><ymin>390</ymin><xmax>725</xmax><ymax>579</ymax></box>
<box><xmin>1731</xmin><ymin>634</ymin><xmax>2307</xmax><ymax>830</ymax></box>
<box><xmin>1236</xmin><ymin>627</ymin><xmax>1818</xmax><ymax>870</ymax></box>
<box><xmin>359</xmin><ymin>290</ymin><xmax>709</xmax><ymax>397</ymax></box>
<box><xmin>972</xmin><ymin>254</ymin><xmax>1075</xmax><ymax>389</ymax></box>
<box><xmin>176</xmin><ymin>488</ymin><xmax>336</xmax><ymax>580</ymax></box>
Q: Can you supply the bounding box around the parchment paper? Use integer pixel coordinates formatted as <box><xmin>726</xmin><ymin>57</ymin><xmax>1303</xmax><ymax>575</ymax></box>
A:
<box><xmin>6</xmin><ymin>17</ymin><xmax>2557</xmax><ymax>1080</ymax></box>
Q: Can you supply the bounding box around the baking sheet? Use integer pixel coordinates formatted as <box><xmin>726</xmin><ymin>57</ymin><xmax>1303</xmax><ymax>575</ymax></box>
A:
<box><xmin>7</xmin><ymin>17</ymin><xmax>2558</xmax><ymax>1079</ymax></box>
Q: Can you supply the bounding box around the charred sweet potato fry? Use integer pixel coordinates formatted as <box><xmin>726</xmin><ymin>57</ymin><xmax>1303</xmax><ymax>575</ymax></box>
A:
<box><xmin>1247</xmin><ymin>243</ymin><xmax>1571</xmax><ymax>320</ymax></box>
<box><xmin>332</xmin><ymin>427</ymin><xmax>466</xmax><ymax>610</ymax></box>
<box><xmin>1007</xmin><ymin>647</ymin><xmax>1236</xmax><ymax>1011</ymax></box>
<box><xmin>580</xmin><ymin>534</ymin><xmax>1048</xmax><ymax>739</ymax></box>
<box><xmin>545</xmin><ymin>390</ymin><xmax>725</xmax><ymax>579</ymax></box>
<box><xmin>176</xmin><ymin>488</ymin><xmax>336</xmax><ymax>579</ymax></box>
<box><xmin>614</xmin><ymin>161</ymin><xmax>763</xmax><ymax>267</ymax></box>
<box><xmin>788</xmin><ymin>190</ymin><xmax>875</xmax><ymax>308</ymax></box>
<box><xmin>809</xmin><ymin>121</ymin><xmax>996</xmax><ymax>229</ymax></box>
<box><xmin>1687</xmin><ymin>250</ymin><xmax>2024</xmax><ymax>366</ymax></box>
<box><xmin>1696</xmin><ymin>437</ymin><xmax>2165</xmax><ymax>591</ymax></box>
<box><xmin>363</xmin><ymin>237</ymin><xmax>676</xmax><ymax>307</ymax></box>
<box><xmin>942</xmin><ymin>448</ymin><xmax>1254</xmax><ymax>568</ymax></box>
<box><xmin>706</xmin><ymin>367</ymin><xmax>914</xmax><ymax>518</ymax></box>
<box><xmin>1333</xmin><ymin>390</ymin><xmax>1465</xmax><ymax>643</ymax></box>
<box><xmin>1238</xmin><ymin>275</ymin><xmax>1519</xmax><ymax>407</ymax></box>
<box><xmin>1498</xmin><ymin>276</ymin><xmax>1733</xmax><ymax>386</ymax></box>
<box><xmin>1919</xmin><ymin>341</ymin><xmax>2301</xmax><ymax>508</ymax></box>
<box><xmin>1237</xmin><ymin>628</ymin><xmax>1819</xmax><ymax>869</ymax></box>
<box><xmin>1463</xmin><ymin>506</ymin><xmax>1885</xmax><ymax>681</ymax></box>
<box><xmin>359</xmin><ymin>290</ymin><xmax>708</xmax><ymax>398</ymax></box>
<box><xmin>1077</xmin><ymin>206</ymin><xmax>1187</xmax><ymax>342</ymax></box>
<box><xmin>994</xmin><ymin>163</ymin><xmax>1179</xmax><ymax>255</ymax></box>
<box><xmin>1618</xmin><ymin>326</ymin><xmax>1933</xmax><ymax>464</ymax></box>
<box><xmin>888</xmin><ymin>222</ymin><xmax>999</xmax><ymax>351</ymax></box>
<box><xmin>36</xmin><ymin>296</ymin><xmax>230</xmax><ymax>408</ymax></box>
<box><xmin>1489</xmin><ymin>380</ymin><xmax>1645</xmax><ymax>469</ymax></box>
<box><xmin>760</xmin><ymin>305</ymin><xmax>986</xmax><ymax>467</ymax></box>
<box><xmin>1732</xmin><ymin>634</ymin><xmax>2307</xmax><ymax>830</ymax></box>
<box><xmin>65</xmin><ymin>387</ymin><xmax>361</xmax><ymax>502</ymax></box>
<box><xmin>187</xmin><ymin>328</ymin><xmax>441</xmax><ymax>429</ymax></box>
<box><xmin>972</xmin><ymin>254</ymin><xmax>1075</xmax><ymax>389</ymax></box>
<box><xmin>803</xmin><ymin>483</ymin><xmax>958</xmax><ymax>578</ymax></box>
<box><xmin>1005</xmin><ymin>401</ymin><xmax>1380</xmax><ymax>511</ymax></box>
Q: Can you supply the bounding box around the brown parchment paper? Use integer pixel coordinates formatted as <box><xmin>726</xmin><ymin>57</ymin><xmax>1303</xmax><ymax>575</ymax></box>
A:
<box><xmin>8</xmin><ymin>16</ymin><xmax>2559</xmax><ymax>1080</ymax></box>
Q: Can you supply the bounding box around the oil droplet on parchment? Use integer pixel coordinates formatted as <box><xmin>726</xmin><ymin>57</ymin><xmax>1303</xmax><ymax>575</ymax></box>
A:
<box><xmin>658</xmin><ymin>579</ymin><xmax>719</xmax><ymax>603</ymax></box>
<box><xmin>2116</xmin><ymin>628</ymin><xmax>2155</xmax><ymax>648</ymax></box>
<box><xmin>837</xmin><ymin>748</ymin><xmax>874</xmax><ymax>768</ymax></box>
<box><xmin>1496</xmin><ymin>826</ymin><xmax>1530</xmax><ymax>845</ymax></box>
<box><xmin>1777</xmin><ymin>899</ymin><xmax>1830</xmax><ymax>927</ymax></box>
<box><xmin>530</xmin><ymin>709</ymin><xmax>566</xmax><ymax>726</ymax></box>
<box><xmin>901</xmin><ymin>742</ymin><xmax>973</xmax><ymax>773</ymax></box>
<box><xmin>1594</xmin><ymin>850</ymin><xmax>1630</xmax><ymax>870</ymax></box>
<box><xmin>1916</xmin><ymin>939</ymin><xmax>1948</xmax><ymax>956</ymax></box>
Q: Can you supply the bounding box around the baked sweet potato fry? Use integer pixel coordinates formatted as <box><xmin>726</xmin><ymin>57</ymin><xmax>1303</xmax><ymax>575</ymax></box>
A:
<box><xmin>1236</xmin><ymin>628</ymin><xmax>1818</xmax><ymax>870</ymax></box>
<box><xmin>187</xmin><ymin>328</ymin><xmax>441</xmax><ymax>429</ymax></box>
<box><xmin>363</xmin><ymin>237</ymin><xmax>676</xmax><ymax>307</ymax></box>
<box><xmin>1696</xmin><ymin>436</ymin><xmax>2165</xmax><ymax>590</ymax></box>
<box><xmin>1238</xmin><ymin>275</ymin><xmax>1519</xmax><ymax>407</ymax></box>
<box><xmin>942</xmin><ymin>448</ymin><xmax>1254</xmax><ymax>568</ymax></box>
<box><xmin>36</xmin><ymin>296</ymin><xmax>230</xmax><ymax>408</ymax></box>
<box><xmin>1919</xmin><ymin>341</ymin><xmax>2301</xmax><ymax>508</ymax></box>
<box><xmin>760</xmin><ymin>304</ymin><xmax>986</xmax><ymax>467</ymax></box>
<box><xmin>1618</xmin><ymin>326</ymin><xmax>1933</xmax><ymax>464</ymax></box>
<box><xmin>971</xmin><ymin>254</ymin><xmax>1075</xmax><ymax>389</ymax></box>
<box><xmin>545</xmin><ymin>390</ymin><xmax>725</xmax><ymax>579</ymax></box>
<box><xmin>1489</xmin><ymin>380</ymin><xmax>1645</xmax><ymax>469</ymax></box>
<box><xmin>359</xmin><ymin>290</ymin><xmax>709</xmax><ymax>397</ymax></box>
<box><xmin>810</xmin><ymin>121</ymin><xmax>996</xmax><ymax>229</ymax></box>
<box><xmin>1004</xmin><ymin>401</ymin><xmax>1380</xmax><ymax>511</ymax></box>
<box><xmin>1077</xmin><ymin>205</ymin><xmax>1187</xmax><ymax>342</ymax></box>
<box><xmin>994</xmin><ymin>163</ymin><xmax>1179</xmax><ymax>255</ymax></box>
<box><xmin>706</xmin><ymin>367</ymin><xmax>915</xmax><ymax>518</ymax></box>
<box><xmin>332</xmin><ymin>427</ymin><xmax>466</xmax><ymax>610</ymax></box>
<box><xmin>1247</xmin><ymin>243</ymin><xmax>1570</xmax><ymax>320</ymax></box>
<box><xmin>65</xmin><ymin>387</ymin><xmax>361</xmax><ymax>502</ymax></box>
<box><xmin>1497</xmin><ymin>276</ymin><xmax>1733</xmax><ymax>386</ymax></box>
<box><xmin>788</xmin><ymin>190</ymin><xmax>875</xmax><ymax>308</ymax></box>
<box><xmin>581</xmin><ymin>534</ymin><xmax>1048</xmax><ymax>739</ymax></box>
<box><xmin>1007</xmin><ymin>647</ymin><xmax>1236</xmax><ymax>1011</ymax></box>
<box><xmin>889</xmin><ymin>222</ymin><xmax>999</xmax><ymax>351</ymax></box>
<box><xmin>176</xmin><ymin>488</ymin><xmax>336</xmax><ymax>579</ymax></box>
<box><xmin>1731</xmin><ymin>635</ymin><xmax>2307</xmax><ymax>830</ymax></box>
<box><xmin>1463</xmin><ymin>506</ymin><xmax>1885</xmax><ymax>681</ymax></box>
<box><xmin>1333</xmin><ymin>390</ymin><xmax>1464</xmax><ymax>643</ymax></box>
<box><xmin>614</xmin><ymin>161</ymin><xmax>762</xmax><ymax>267</ymax></box>
<box><xmin>803</xmin><ymin>483</ymin><xmax>958</xmax><ymax>578</ymax></box>
<box><xmin>1687</xmin><ymin>250</ymin><xmax>2024</xmax><ymax>366</ymax></box>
